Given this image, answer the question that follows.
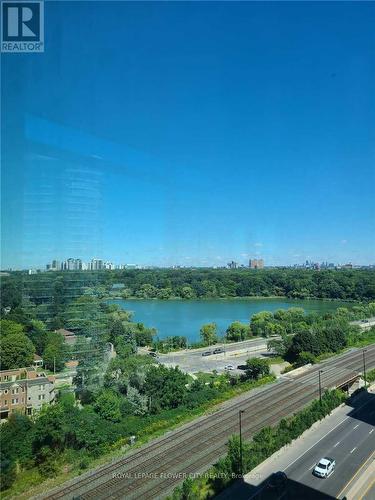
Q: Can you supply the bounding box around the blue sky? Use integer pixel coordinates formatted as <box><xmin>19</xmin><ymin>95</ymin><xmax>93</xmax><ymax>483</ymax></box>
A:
<box><xmin>2</xmin><ymin>1</ymin><xmax>375</xmax><ymax>268</ymax></box>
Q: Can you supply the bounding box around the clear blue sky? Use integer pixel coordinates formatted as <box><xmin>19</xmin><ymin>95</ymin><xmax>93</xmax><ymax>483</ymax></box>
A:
<box><xmin>2</xmin><ymin>1</ymin><xmax>375</xmax><ymax>269</ymax></box>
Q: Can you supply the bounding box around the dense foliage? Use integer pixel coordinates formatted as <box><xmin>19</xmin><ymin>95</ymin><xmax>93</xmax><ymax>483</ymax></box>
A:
<box><xmin>0</xmin><ymin>359</ymin><xmax>273</xmax><ymax>493</ymax></box>
<box><xmin>266</xmin><ymin>303</ymin><xmax>375</xmax><ymax>363</ymax></box>
<box><xmin>111</xmin><ymin>268</ymin><xmax>375</xmax><ymax>300</ymax></box>
<box><xmin>2</xmin><ymin>269</ymin><xmax>375</xmax><ymax>313</ymax></box>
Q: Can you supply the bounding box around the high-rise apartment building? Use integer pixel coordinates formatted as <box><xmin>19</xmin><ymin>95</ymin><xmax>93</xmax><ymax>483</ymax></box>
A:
<box><xmin>249</xmin><ymin>258</ymin><xmax>264</xmax><ymax>269</ymax></box>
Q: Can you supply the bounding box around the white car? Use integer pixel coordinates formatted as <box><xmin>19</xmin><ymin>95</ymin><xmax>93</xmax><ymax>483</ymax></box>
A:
<box><xmin>313</xmin><ymin>457</ymin><xmax>335</xmax><ymax>478</ymax></box>
<box><xmin>224</xmin><ymin>364</ymin><xmax>234</xmax><ymax>371</ymax></box>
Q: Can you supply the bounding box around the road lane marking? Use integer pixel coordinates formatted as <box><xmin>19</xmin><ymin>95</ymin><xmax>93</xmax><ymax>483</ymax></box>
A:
<box><xmin>309</xmin><ymin>463</ymin><xmax>316</xmax><ymax>470</ymax></box>
<box><xmin>334</xmin><ymin>441</ymin><xmax>340</xmax><ymax>447</ymax></box>
<box><xmin>283</xmin><ymin>417</ymin><xmax>349</xmax><ymax>470</ymax></box>
<box><xmin>283</xmin><ymin>397</ymin><xmax>374</xmax><ymax>472</ymax></box>
<box><xmin>350</xmin><ymin>447</ymin><xmax>357</xmax><ymax>454</ymax></box>
<box><xmin>353</xmin><ymin>424</ymin><xmax>359</xmax><ymax>429</ymax></box>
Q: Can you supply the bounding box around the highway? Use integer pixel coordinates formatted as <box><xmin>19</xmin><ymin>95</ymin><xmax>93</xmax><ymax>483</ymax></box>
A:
<box><xmin>39</xmin><ymin>345</ymin><xmax>375</xmax><ymax>500</ymax></box>
<box><xmin>283</xmin><ymin>393</ymin><xmax>375</xmax><ymax>499</ymax></box>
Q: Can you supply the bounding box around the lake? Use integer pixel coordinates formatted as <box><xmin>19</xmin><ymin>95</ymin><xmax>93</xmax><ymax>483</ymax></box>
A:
<box><xmin>108</xmin><ymin>298</ymin><xmax>346</xmax><ymax>343</ymax></box>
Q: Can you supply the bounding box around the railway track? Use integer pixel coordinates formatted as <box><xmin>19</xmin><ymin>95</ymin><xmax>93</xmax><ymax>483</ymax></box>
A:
<box><xmin>40</xmin><ymin>345</ymin><xmax>375</xmax><ymax>500</ymax></box>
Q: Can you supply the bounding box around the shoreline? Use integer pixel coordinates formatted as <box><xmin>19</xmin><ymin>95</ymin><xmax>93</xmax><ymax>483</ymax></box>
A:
<box><xmin>106</xmin><ymin>295</ymin><xmax>355</xmax><ymax>303</ymax></box>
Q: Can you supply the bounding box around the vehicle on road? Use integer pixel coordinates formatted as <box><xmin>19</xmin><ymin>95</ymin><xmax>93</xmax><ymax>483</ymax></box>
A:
<box><xmin>213</xmin><ymin>347</ymin><xmax>224</xmax><ymax>354</ymax></box>
<box><xmin>267</xmin><ymin>471</ymin><xmax>288</xmax><ymax>489</ymax></box>
<box><xmin>149</xmin><ymin>352</ymin><xmax>158</xmax><ymax>358</ymax></box>
<box><xmin>237</xmin><ymin>364</ymin><xmax>247</xmax><ymax>370</ymax></box>
<box><xmin>313</xmin><ymin>457</ymin><xmax>335</xmax><ymax>478</ymax></box>
<box><xmin>224</xmin><ymin>364</ymin><xmax>234</xmax><ymax>370</ymax></box>
<box><xmin>202</xmin><ymin>351</ymin><xmax>212</xmax><ymax>357</ymax></box>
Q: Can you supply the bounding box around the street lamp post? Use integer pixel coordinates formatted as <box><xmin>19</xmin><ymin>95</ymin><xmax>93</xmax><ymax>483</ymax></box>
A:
<box><xmin>239</xmin><ymin>410</ymin><xmax>245</xmax><ymax>477</ymax></box>
<box><xmin>363</xmin><ymin>349</ymin><xmax>367</xmax><ymax>390</ymax></box>
<box><xmin>318</xmin><ymin>370</ymin><xmax>323</xmax><ymax>403</ymax></box>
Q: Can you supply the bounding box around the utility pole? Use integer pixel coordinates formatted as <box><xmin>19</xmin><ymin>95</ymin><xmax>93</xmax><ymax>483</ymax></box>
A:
<box><xmin>319</xmin><ymin>370</ymin><xmax>323</xmax><ymax>403</ymax></box>
<box><xmin>363</xmin><ymin>349</ymin><xmax>367</xmax><ymax>390</ymax></box>
<box><xmin>239</xmin><ymin>410</ymin><xmax>245</xmax><ymax>477</ymax></box>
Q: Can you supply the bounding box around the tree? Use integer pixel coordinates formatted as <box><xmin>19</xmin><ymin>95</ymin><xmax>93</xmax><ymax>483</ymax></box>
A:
<box><xmin>0</xmin><ymin>333</ymin><xmax>35</xmax><ymax>370</ymax></box>
<box><xmin>27</xmin><ymin>320</ymin><xmax>48</xmax><ymax>354</ymax></box>
<box><xmin>286</xmin><ymin>330</ymin><xmax>320</xmax><ymax>361</ymax></box>
<box><xmin>200</xmin><ymin>323</ymin><xmax>217</xmax><ymax>346</ymax></box>
<box><xmin>0</xmin><ymin>450</ymin><xmax>16</xmax><ymax>491</ymax></box>
<box><xmin>33</xmin><ymin>404</ymin><xmax>68</xmax><ymax>452</ymax></box>
<box><xmin>267</xmin><ymin>334</ymin><xmax>291</xmax><ymax>357</ymax></box>
<box><xmin>143</xmin><ymin>365</ymin><xmax>188</xmax><ymax>412</ymax></box>
<box><xmin>104</xmin><ymin>355</ymin><xmax>154</xmax><ymax>394</ymax></box>
<box><xmin>180</xmin><ymin>286</ymin><xmax>195</xmax><ymax>299</ymax></box>
<box><xmin>0</xmin><ymin>319</ymin><xmax>25</xmax><ymax>337</ymax></box>
<box><xmin>0</xmin><ymin>279</ymin><xmax>22</xmax><ymax>311</ymax></box>
<box><xmin>110</xmin><ymin>320</ymin><xmax>137</xmax><ymax>356</ymax></box>
<box><xmin>244</xmin><ymin>358</ymin><xmax>270</xmax><ymax>380</ymax></box>
<box><xmin>134</xmin><ymin>323</ymin><xmax>155</xmax><ymax>347</ymax></box>
<box><xmin>74</xmin><ymin>354</ymin><xmax>104</xmax><ymax>402</ymax></box>
<box><xmin>94</xmin><ymin>390</ymin><xmax>121</xmax><ymax>422</ymax></box>
<box><xmin>250</xmin><ymin>311</ymin><xmax>274</xmax><ymax>337</ymax></box>
<box><xmin>43</xmin><ymin>332</ymin><xmax>67</xmax><ymax>372</ymax></box>
<box><xmin>126</xmin><ymin>386</ymin><xmax>149</xmax><ymax>416</ymax></box>
<box><xmin>0</xmin><ymin>413</ymin><xmax>34</xmax><ymax>469</ymax></box>
<box><xmin>226</xmin><ymin>322</ymin><xmax>250</xmax><ymax>342</ymax></box>
<box><xmin>226</xmin><ymin>434</ymin><xmax>252</xmax><ymax>476</ymax></box>
<box><xmin>109</xmin><ymin>319</ymin><xmax>126</xmax><ymax>341</ymax></box>
<box><xmin>157</xmin><ymin>288</ymin><xmax>173</xmax><ymax>300</ymax></box>
<box><xmin>296</xmin><ymin>351</ymin><xmax>317</xmax><ymax>366</ymax></box>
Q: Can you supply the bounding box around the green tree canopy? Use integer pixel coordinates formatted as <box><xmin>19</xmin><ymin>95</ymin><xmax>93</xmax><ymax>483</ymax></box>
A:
<box><xmin>0</xmin><ymin>332</ymin><xmax>35</xmax><ymax>370</ymax></box>
<box><xmin>143</xmin><ymin>365</ymin><xmax>188</xmax><ymax>412</ymax></box>
<box><xmin>244</xmin><ymin>358</ymin><xmax>270</xmax><ymax>380</ymax></box>
<box><xmin>226</xmin><ymin>321</ymin><xmax>250</xmax><ymax>342</ymax></box>
<box><xmin>0</xmin><ymin>319</ymin><xmax>24</xmax><ymax>337</ymax></box>
<box><xmin>42</xmin><ymin>332</ymin><xmax>67</xmax><ymax>372</ymax></box>
<box><xmin>200</xmin><ymin>323</ymin><xmax>218</xmax><ymax>345</ymax></box>
<box><xmin>93</xmin><ymin>390</ymin><xmax>121</xmax><ymax>422</ymax></box>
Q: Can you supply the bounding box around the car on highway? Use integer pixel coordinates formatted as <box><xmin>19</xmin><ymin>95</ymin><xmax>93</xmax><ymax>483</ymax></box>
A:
<box><xmin>224</xmin><ymin>364</ymin><xmax>234</xmax><ymax>370</ymax></box>
<box><xmin>313</xmin><ymin>457</ymin><xmax>335</xmax><ymax>478</ymax></box>
<box><xmin>213</xmin><ymin>347</ymin><xmax>224</xmax><ymax>354</ymax></box>
<box><xmin>202</xmin><ymin>351</ymin><xmax>212</xmax><ymax>357</ymax></box>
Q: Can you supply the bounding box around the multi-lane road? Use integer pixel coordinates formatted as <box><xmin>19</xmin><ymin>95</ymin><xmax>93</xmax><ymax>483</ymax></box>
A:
<box><xmin>218</xmin><ymin>388</ymin><xmax>375</xmax><ymax>500</ymax></box>
<box><xmin>39</xmin><ymin>345</ymin><xmax>375</xmax><ymax>500</ymax></box>
<box><xmin>283</xmin><ymin>393</ymin><xmax>375</xmax><ymax>499</ymax></box>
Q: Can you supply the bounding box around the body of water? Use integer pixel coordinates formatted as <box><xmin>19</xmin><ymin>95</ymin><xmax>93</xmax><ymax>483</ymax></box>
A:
<box><xmin>109</xmin><ymin>298</ymin><xmax>346</xmax><ymax>343</ymax></box>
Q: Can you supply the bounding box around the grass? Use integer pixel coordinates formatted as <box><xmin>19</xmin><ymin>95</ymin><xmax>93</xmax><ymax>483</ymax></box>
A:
<box><xmin>266</xmin><ymin>355</ymin><xmax>285</xmax><ymax>365</ymax></box>
<box><xmin>366</xmin><ymin>368</ymin><xmax>375</xmax><ymax>383</ymax></box>
<box><xmin>347</xmin><ymin>329</ymin><xmax>375</xmax><ymax>348</ymax></box>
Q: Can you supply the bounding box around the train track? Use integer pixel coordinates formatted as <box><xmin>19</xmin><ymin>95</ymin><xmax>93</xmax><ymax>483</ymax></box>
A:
<box><xmin>40</xmin><ymin>345</ymin><xmax>375</xmax><ymax>500</ymax></box>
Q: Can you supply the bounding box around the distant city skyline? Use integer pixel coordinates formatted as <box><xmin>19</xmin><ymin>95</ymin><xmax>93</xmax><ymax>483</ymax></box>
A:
<box><xmin>2</xmin><ymin>255</ymin><xmax>372</xmax><ymax>272</ymax></box>
<box><xmin>2</xmin><ymin>2</ymin><xmax>374</xmax><ymax>269</ymax></box>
